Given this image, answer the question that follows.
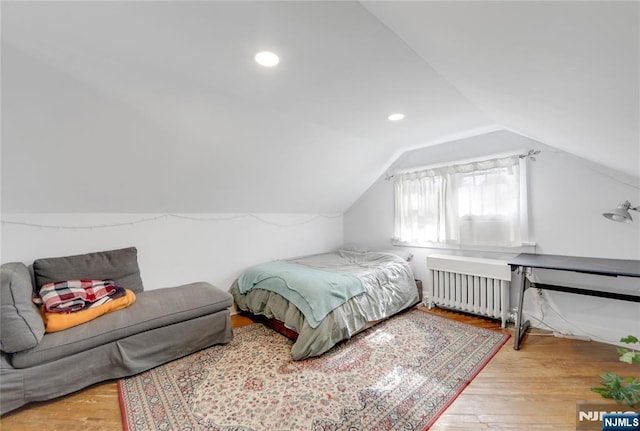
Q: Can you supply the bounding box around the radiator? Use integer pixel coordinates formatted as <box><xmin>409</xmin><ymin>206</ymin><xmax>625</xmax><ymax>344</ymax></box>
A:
<box><xmin>427</xmin><ymin>254</ymin><xmax>511</xmax><ymax>328</ymax></box>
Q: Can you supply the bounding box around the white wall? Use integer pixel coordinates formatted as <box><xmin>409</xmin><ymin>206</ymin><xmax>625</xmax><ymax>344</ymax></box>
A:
<box><xmin>1</xmin><ymin>213</ymin><xmax>343</xmax><ymax>293</ymax></box>
<box><xmin>344</xmin><ymin>130</ymin><xmax>640</xmax><ymax>345</ymax></box>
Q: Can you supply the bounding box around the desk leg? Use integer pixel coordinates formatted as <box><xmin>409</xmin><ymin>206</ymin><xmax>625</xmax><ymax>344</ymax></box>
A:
<box><xmin>514</xmin><ymin>265</ymin><xmax>531</xmax><ymax>350</ymax></box>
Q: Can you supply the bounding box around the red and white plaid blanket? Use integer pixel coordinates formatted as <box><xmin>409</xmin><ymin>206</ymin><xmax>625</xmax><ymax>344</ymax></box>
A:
<box><xmin>34</xmin><ymin>279</ymin><xmax>118</xmax><ymax>313</ymax></box>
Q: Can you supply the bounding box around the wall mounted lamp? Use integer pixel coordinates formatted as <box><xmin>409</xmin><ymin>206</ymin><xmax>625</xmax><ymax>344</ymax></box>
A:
<box><xmin>603</xmin><ymin>200</ymin><xmax>640</xmax><ymax>223</ymax></box>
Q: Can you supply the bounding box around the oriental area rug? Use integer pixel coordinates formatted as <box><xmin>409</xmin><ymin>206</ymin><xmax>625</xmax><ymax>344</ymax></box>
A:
<box><xmin>118</xmin><ymin>309</ymin><xmax>509</xmax><ymax>431</ymax></box>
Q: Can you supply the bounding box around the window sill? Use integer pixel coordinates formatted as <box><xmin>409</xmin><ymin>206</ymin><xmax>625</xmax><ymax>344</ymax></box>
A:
<box><xmin>391</xmin><ymin>239</ymin><xmax>537</xmax><ymax>254</ymax></box>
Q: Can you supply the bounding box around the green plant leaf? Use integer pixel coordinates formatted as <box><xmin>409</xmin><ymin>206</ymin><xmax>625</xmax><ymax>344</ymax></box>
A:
<box><xmin>591</xmin><ymin>372</ymin><xmax>640</xmax><ymax>408</ymax></box>
<box><xmin>618</xmin><ymin>347</ymin><xmax>630</xmax><ymax>357</ymax></box>
<box><xmin>621</xmin><ymin>335</ymin><xmax>639</xmax><ymax>344</ymax></box>
<box><xmin>591</xmin><ymin>386</ymin><xmax>611</xmax><ymax>397</ymax></box>
<box><xmin>594</xmin><ymin>335</ymin><xmax>640</xmax><ymax>408</ymax></box>
<box><xmin>620</xmin><ymin>351</ymin><xmax>636</xmax><ymax>364</ymax></box>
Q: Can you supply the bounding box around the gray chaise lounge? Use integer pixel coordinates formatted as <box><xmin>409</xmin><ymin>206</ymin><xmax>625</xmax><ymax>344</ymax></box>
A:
<box><xmin>0</xmin><ymin>247</ymin><xmax>233</xmax><ymax>415</ymax></box>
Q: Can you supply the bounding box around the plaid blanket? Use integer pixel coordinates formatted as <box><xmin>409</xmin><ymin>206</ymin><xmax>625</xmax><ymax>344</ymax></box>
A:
<box><xmin>34</xmin><ymin>279</ymin><xmax>119</xmax><ymax>314</ymax></box>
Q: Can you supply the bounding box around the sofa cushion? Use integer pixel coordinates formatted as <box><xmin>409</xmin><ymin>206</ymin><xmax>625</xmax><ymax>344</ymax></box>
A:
<box><xmin>11</xmin><ymin>282</ymin><xmax>233</xmax><ymax>368</ymax></box>
<box><xmin>1</xmin><ymin>262</ymin><xmax>46</xmax><ymax>353</ymax></box>
<box><xmin>33</xmin><ymin>247</ymin><xmax>144</xmax><ymax>294</ymax></box>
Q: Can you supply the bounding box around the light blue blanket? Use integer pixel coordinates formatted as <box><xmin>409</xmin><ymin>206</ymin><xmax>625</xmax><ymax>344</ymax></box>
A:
<box><xmin>237</xmin><ymin>260</ymin><xmax>365</xmax><ymax>328</ymax></box>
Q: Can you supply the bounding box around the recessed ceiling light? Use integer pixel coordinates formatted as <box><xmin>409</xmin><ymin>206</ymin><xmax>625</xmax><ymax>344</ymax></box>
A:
<box><xmin>387</xmin><ymin>113</ymin><xmax>405</xmax><ymax>121</ymax></box>
<box><xmin>255</xmin><ymin>51</ymin><xmax>279</xmax><ymax>67</ymax></box>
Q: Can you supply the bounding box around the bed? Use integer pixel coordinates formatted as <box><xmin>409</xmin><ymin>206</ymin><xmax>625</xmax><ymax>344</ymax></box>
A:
<box><xmin>230</xmin><ymin>249</ymin><xmax>419</xmax><ymax>360</ymax></box>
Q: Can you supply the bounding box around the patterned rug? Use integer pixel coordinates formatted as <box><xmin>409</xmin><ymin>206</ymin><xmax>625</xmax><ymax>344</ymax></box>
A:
<box><xmin>118</xmin><ymin>309</ymin><xmax>509</xmax><ymax>431</ymax></box>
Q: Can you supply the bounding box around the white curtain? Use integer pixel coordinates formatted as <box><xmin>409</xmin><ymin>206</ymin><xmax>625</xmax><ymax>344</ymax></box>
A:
<box><xmin>394</xmin><ymin>155</ymin><xmax>525</xmax><ymax>247</ymax></box>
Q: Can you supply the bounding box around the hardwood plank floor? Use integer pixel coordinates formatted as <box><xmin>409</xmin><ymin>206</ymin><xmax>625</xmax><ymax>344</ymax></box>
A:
<box><xmin>1</xmin><ymin>307</ymin><xmax>633</xmax><ymax>430</ymax></box>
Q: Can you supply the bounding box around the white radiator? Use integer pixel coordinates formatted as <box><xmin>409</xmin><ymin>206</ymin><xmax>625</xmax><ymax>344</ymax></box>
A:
<box><xmin>427</xmin><ymin>254</ymin><xmax>511</xmax><ymax>328</ymax></box>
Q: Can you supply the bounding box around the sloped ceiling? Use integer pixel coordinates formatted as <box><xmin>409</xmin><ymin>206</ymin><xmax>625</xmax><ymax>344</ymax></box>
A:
<box><xmin>1</xmin><ymin>1</ymin><xmax>637</xmax><ymax>214</ymax></box>
<box><xmin>363</xmin><ymin>1</ymin><xmax>639</xmax><ymax>180</ymax></box>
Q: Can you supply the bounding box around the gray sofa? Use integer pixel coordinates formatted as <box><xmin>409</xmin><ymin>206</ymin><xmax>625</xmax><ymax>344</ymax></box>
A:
<box><xmin>0</xmin><ymin>247</ymin><xmax>233</xmax><ymax>415</ymax></box>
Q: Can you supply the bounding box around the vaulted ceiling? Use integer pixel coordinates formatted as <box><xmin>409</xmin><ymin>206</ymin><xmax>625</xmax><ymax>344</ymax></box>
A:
<box><xmin>2</xmin><ymin>1</ymin><xmax>638</xmax><ymax>213</ymax></box>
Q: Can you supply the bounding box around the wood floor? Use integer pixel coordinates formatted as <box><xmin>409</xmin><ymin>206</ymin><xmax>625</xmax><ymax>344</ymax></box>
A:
<box><xmin>1</xmin><ymin>306</ymin><xmax>633</xmax><ymax>430</ymax></box>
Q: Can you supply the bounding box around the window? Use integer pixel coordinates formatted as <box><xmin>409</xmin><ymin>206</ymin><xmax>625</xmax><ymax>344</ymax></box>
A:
<box><xmin>393</xmin><ymin>154</ymin><xmax>528</xmax><ymax>248</ymax></box>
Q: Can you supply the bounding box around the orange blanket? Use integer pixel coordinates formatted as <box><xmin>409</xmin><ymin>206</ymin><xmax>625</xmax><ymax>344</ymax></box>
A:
<box><xmin>41</xmin><ymin>289</ymin><xmax>136</xmax><ymax>333</ymax></box>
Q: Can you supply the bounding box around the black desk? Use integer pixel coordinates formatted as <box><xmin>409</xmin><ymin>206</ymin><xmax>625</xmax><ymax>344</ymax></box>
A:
<box><xmin>508</xmin><ymin>253</ymin><xmax>640</xmax><ymax>350</ymax></box>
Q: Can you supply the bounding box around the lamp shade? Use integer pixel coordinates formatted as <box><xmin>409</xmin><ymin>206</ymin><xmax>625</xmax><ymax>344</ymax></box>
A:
<box><xmin>603</xmin><ymin>208</ymin><xmax>633</xmax><ymax>223</ymax></box>
<box><xmin>603</xmin><ymin>201</ymin><xmax>636</xmax><ymax>223</ymax></box>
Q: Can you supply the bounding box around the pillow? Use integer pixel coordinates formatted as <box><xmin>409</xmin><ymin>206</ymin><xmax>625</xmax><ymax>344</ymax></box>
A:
<box><xmin>338</xmin><ymin>249</ymin><xmax>366</xmax><ymax>260</ymax></box>
<box><xmin>377</xmin><ymin>249</ymin><xmax>414</xmax><ymax>262</ymax></box>
<box><xmin>33</xmin><ymin>247</ymin><xmax>144</xmax><ymax>294</ymax></box>
<box><xmin>1</xmin><ymin>262</ymin><xmax>46</xmax><ymax>353</ymax></box>
<box><xmin>339</xmin><ymin>243</ymin><xmax>372</xmax><ymax>253</ymax></box>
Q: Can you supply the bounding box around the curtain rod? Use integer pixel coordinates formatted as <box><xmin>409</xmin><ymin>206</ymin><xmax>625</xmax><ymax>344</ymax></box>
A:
<box><xmin>384</xmin><ymin>149</ymin><xmax>540</xmax><ymax>181</ymax></box>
